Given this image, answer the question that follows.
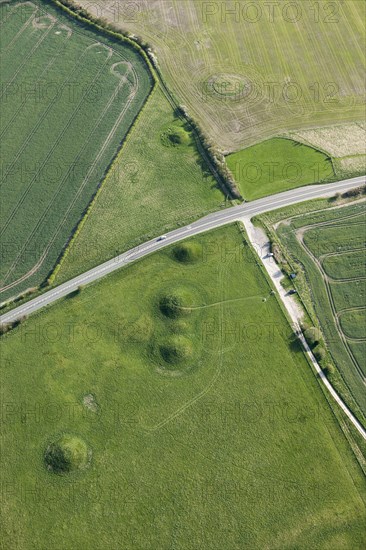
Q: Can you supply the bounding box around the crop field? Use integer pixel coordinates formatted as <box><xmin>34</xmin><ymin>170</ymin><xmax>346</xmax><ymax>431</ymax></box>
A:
<box><xmin>0</xmin><ymin>0</ymin><xmax>153</xmax><ymax>303</ymax></box>
<box><xmin>226</xmin><ymin>137</ymin><xmax>334</xmax><ymax>200</ymax></box>
<box><xmin>56</xmin><ymin>86</ymin><xmax>224</xmax><ymax>283</ymax></box>
<box><xmin>288</xmin><ymin>121</ymin><xmax>366</xmax><ymax>179</ymax></box>
<box><xmin>79</xmin><ymin>0</ymin><xmax>366</xmax><ymax>152</ymax></box>
<box><xmin>1</xmin><ymin>225</ymin><xmax>366</xmax><ymax>549</ymax></box>
<box><xmin>274</xmin><ymin>202</ymin><xmax>366</xmax><ymax>416</ymax></box>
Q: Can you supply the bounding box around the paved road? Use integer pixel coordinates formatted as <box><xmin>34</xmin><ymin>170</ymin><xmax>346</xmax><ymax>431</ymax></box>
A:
<box><xmin>242</xmin><ymin>217</ymin><xmax>366</xmax><ymax>441</ymax></box>
<box><xmin>1</xmin><ymin>175</ymin><xmax>364</xmax><ymax>325</ymax></box>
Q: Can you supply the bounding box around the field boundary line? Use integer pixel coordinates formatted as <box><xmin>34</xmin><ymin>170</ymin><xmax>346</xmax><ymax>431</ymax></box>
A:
<box><xmin>46</xmin><ymin>82</ymin><xmax>158</xmax><ymax>286</ymax></box>
<box><xmin>1</xmin><ymin>56</ymin><xmax>138</xmax><ymax>289</ymax></box>
<box><xmin>0</xmin><ymin>0</ymin><xmax>158</xmax><ymax>296</ymax></box>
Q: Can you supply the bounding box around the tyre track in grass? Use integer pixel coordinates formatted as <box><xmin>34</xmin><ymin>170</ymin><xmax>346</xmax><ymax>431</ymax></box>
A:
<box><xmin>2</xmin><ymin>178</ymin><xmax>365</xmax><ymax>440</ymax></box>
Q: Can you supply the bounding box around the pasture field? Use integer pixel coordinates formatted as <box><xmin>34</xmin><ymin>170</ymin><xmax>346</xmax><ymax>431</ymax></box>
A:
<box><xmin>56</xmin><ymin>86</ymin><xmax>224</xmax><ymax>283</ymax></box>
<box><xmin>1</xmin><ymin>225</ymin><xmax>366</xmax><ymax>549</ymax></box>
<box><xmin>79</xmin><ymin>0</ymin><xmax>366</xmax><ymax>151</ymax></box>
<box><xmin>0</xmin><ymin>0</ymin><xmax>153</xmax><ymax>302</ymax></box>
<box><xmin>274</xmin><ymin>201</ymin><xmax>366</xmax><ymax>416</ymax></box>
<box><xmin>226</xmin><ymin>137</ymin><xmax>334</xmax><ymax>200</ymax></box>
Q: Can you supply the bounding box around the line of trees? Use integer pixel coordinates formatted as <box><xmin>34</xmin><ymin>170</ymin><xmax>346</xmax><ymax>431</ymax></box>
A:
<box><xmin>51</xmin><ymin>0</ymin><xmax>241</xmax><ymax>201</ymax></box>
<box><xmin>175</xmin><ymin>106</ymin><xmax>241</xmax><ymax>199</ymax></box>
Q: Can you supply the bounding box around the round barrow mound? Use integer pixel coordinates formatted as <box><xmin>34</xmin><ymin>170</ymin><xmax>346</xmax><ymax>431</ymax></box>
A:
<box><xmin>161</xmin><ymin>125</ymin><xmax>190</xmax><ymax>147</ymax></box>
<box><xmin>159</xmin><ymin>288</ymin><xmax>195</xmax><ymax>319</ymax></box>
<box><xmin>159</xmin><ymin>335</ymin><xmax>193</xmax><ymax>366</ymax></box>
<box><xmin>173</xmin><ymin>242</ymin><xmax>201</xmax><ymax>264</ymax></box>
<box><xmin>44</xmin><ymin>434</ymin><xmax>91</xmax><ymax>475</ymax></box>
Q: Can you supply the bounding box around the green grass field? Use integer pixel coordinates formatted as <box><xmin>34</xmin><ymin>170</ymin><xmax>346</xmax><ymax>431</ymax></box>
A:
<box><xmin>80</xmin><ymin>0</ymin><xmax>366</xmax><ymax>152</ymax></box>
<box><xmin>274</xmin><ymin>201</ymin><xmax>366</xmax><ymax>415</ymax></box>
<box><xmin>56</xmin><ymin>86</ymin><xmax>224</xmax><ymax>283</ymax></box>
<box><xmin>1</xmin><ymin>225</ymin><xmax>365</xmax><ymax>549</ymax></box>
<box><xmin>226</xmin><ymin>137</ymin><xmax>334</xmax><ymax>200</ymax></box>
<box><xmin>0</xmin><ymin>0</ymin><xmax>152</xmax><ymax>302</ymax></box>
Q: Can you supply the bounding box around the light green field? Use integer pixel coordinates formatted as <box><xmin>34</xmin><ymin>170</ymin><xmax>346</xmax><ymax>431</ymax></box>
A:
<box><xmin>56</xmin><ymin>86</ymin><xmax>224</xmax><ymax>283</ymax></box>
<box><xmin>274</xmin><ymin>201</ymin><xmax>366</xmax><ymax>414</ymax></box>
<box><xmin>0</xmin><ymin>0</ymin><xmax>152</xmax><ymax>302</ymax></box>
<box><xmin>1</xmin><ymin>225</ymin><xmax>365</xmax><ymax>549</ymax></box>
<box><xmin>80</xmin><ymin>0</ymin><xmax>366</xmax><ymax>151</ymax></box>
<box><xmin>226</xmin><ymin>137</ymin><xmax>334</xmax><ymax>200</ymax></box>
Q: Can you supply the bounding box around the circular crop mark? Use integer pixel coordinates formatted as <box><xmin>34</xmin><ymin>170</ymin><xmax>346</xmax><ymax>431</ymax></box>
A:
<box><xmin>201</xmin><ymin>68</ymin><xmax>264</xmax><ymax>106</ymax></box>
<box><xmin>210</xmin><ymin>74</ymin><xmax>250</xmax><ymax>98</ymax></box>
<box><xmin>44</xmin><ymin>434</ymin><xmax>91</xmax><ymax>475</ymax></box>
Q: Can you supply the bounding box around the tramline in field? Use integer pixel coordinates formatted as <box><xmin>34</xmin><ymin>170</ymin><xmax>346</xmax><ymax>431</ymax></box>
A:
<box><xmin>0</xmin><ymin>0</ymin><xmax>153</xmax><ymax>302</ymax></box>
<box><xmin>275</xmin><ymin>201</ymin><xmax>366</xmax><ymax>416</ymax></box>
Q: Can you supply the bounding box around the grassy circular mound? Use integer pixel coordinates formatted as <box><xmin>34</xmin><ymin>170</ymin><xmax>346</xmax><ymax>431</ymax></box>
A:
<box><xmin>161</xmin><ymin>125</ymin><xmax>190</xmax><ymax>147</ymax></box>
<box><xmin>159</xmin><ymin>288</ymin><xmax>194</xmax><ymax>319</ymax></box>
<box><xmin>159</xmin><ymin>335</ymin><xmax>193</xmax><ymax>366</ymax></box>
<box><xmin>44</xmin><ymin>434</ymin><xmax>90</xmax><ymax>475</ymax></box>
<box><xmin>173</xmin><ymin>242</ymin><xmax>201</xmax><ymax>264</ymax></box>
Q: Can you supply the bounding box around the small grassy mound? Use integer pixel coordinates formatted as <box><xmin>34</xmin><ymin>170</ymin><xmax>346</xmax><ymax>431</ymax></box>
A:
<box><xmin>173</xmin><ymin>242</ymin><xmax>201</xmax><ymax>264</ymax></box>
<box><xmin>44</xmin><ymin>434</ymin><xmax>90</xmax><ymax>475</ymax></box>
<box><xmin>159</xmin><ymin>335</ymin><xmax>193</xmax><ymax>366</ymax></box>
<box><xmin>161</xmin><ymin>124</ymin><xmax>190</xmax><ymax>147</ymax></box>
<box><xmin>159</xmin><ymin>288</ymin><xmax>194</xmax><ymax>318</ymax></box>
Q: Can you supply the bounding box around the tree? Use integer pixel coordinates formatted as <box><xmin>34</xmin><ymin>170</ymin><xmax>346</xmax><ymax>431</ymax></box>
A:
<box><xmin>313</xmin><ymin>345</ymin><xmax>326</xmax><ymax>362</ymax></box>
<box><xmin>304</xmin><ymin>327</ymin><xmax>321</xmax><ymax>348</ymax></box>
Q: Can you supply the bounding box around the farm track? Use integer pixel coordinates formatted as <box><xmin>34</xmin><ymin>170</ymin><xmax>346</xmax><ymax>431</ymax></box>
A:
<box><xmin>1</xmin><ymin>176</ymin><xmax>366</xmax><ymax>443</ymax></box>
<box><xmin>0</xmin><ymin>13</ymin><xmax>55</xmax><ymax>96</ymax></box>
<box><xmin>90</xmin><ymin>0</ymin><xmax>366</xmax><ymax>151</ymax></box>
<box><xmin>1</xmin><ymin>60</ymin><xmax>138</xmax><ymax>290</ymax></box>
<box><xmin>0</xmin><ymin>22</ymin><xmax>73</xmax><ymax>141</ymax></box>
<box><xmin>146</xmin><ymin>251</ymin><xmax>229</xmax><ymax>432</ymax></box>
<box><xmin>0</xmin><ymin>41</ymin><xmax>110</xmax><ymax>195</ymax></box>
<box><xmin>1</xmin><ymin>177</ymin><xmax>363</xmax><ymax>321</ymax></box>
<box><xmin>296</xmin><ymin>218</ymin><xmax>366</xmax><ymax>383</ymax></box>
<box><xmin>0</xmin><ymin>1</ymin><xmax>153</xmax><ymax>299</ymax></box>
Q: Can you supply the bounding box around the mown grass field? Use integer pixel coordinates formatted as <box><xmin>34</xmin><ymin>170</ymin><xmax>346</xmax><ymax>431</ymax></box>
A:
<box><xmin>0</xmin><ymin>0</ymin><xmax>152</xmax><ymax>302</ymax></box>
<box><xmin>1</xmin><ymin>225</ymin><xmax>365</xmax><ymax>549</ymax></box>
<box><xmin>80</xmin><ymin>0</ymin><xmax>366</xmax><ymax>151</ymax></box>
<box><xmin>56</xmin><ymin>86</ymin><xmax>224</xmax><ymax>283</ymax></box>
<box><xmin>226</xmin><ymin>137</ymin><xmax>334</xmax><ymax>200</ymax></box>
<box><xmin>274</xmin><ymin>201</ymin><xmax>366</xmax><ymax>416</ymax></box>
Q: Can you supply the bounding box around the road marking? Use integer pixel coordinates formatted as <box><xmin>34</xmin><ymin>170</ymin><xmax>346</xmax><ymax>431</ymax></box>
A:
<box><xmin>1</xmin><ymin>176</ymin><xmax>364</xmax><ymax>325</ymax></box>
